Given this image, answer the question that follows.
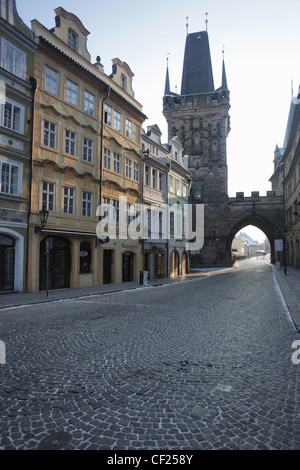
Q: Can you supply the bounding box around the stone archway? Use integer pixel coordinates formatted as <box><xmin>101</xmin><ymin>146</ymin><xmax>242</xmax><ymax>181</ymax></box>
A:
<box><xmin>227</xmin><ymin>215</ymin><xmax>283</xmax><ymax>265</ymax></box>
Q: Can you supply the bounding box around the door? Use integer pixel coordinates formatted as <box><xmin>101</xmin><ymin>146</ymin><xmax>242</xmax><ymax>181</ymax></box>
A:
<box><xmin>0</xmin><ymin>234</ymin><xmax>15</xmax><ymax>292</ymax></box>
<box><xmin>40</xmin><ymin>237</ymin><xmax>71</xmax><ymax>291</ymax></box>
<box><xmin>123</xmin><ymin>251</ymin><xmax>133</xmax><ymax>282</ymax></box>
<box><xmin>103</xmin><ymin>250</ymin><xmax>112</xmax><ymax>284</ymax></box>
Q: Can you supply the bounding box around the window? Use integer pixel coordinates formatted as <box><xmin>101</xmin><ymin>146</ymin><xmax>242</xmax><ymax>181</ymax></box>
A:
<box><xmin>152</xmin><ymin>169</ymin><xmax>157</xmax><ymax>189</ymax></box>
<box><xmin>68</xmin><ymin>29</ymin><xmax>77</xmax><ymax>51</ymax></box>
<box><xmin>104</xmin><ymin>104</ymin><xmax>112</xmax><ymax>125</ymax></box>
<box><xmin>43</xmin><ymin>119</ymin><xmax>57</xmax><ymax>149</ymax></box>
<box><xmin>113</xmin><ymin>152</ymin><xmax>121</xmax><ymax>174</ymax></box>
<box><xmin>45</xmin><ymin>65</ymin><xmax>58</xmax><ymax>95</ymax></box>
<box><xmin>147</xmin><ymin>209</ymin><xmax>151</xmax><ymax>237</ymax></box>
<box><xmin>63</xmin><ymin>186</ymin><xmax>75</xmax><ymax>215</ymax></box>
<box><xmin>80</xmin><ymin>241</ymin><xmax>92</xmax><ymax>273</ymax></box>
<box><xmin>41</xmin><ymin>181</ymin><xmax>55</xmax><ymax>211</ymax></box>
<box><xmin>83</xmin><ymin>137</ymin><xmax>93</xmax><ymax>162</ymax></box>
<box><xmin>1</xmin><ymin>38</ymin><xmax>26</xmax><ymax>79</ymax></box>
<box><xmin>112</xmin><ymin>199</ymin><xmax>119</xmax><ymax>222</ymax></box>
<box><xmin>176</xmin><ymin>178</ymin><xmax>181</xmax><ymax>195</ymax></box>
<box><xmin>2</xmin><ymin>99</ymin><xmax>24</xmax><ymax>134</ymax></box>
<box><xmin>66</xmin><ymin>79</ymin><xmax>78</xmax><ymax>106</ymax></box>
<box><xmin>84</xmin><ymin>90</ymin><xmax>95</xmax><ymax>116</ymax></box>
<box><xmin>114</xmin><ymin>110</ymin><xmax>122</xmax><ymax>131</ymax></box>
<box><xmin>169</xmin><ymin>175</ymin><xmax>174</xmax><ymax>193</ymax></box>
<box><xmin>125</xmin><ymin>119</ymin><xmax>132</xmax><ymax>139</ymax></box>
<box><xmin>133</xmin><ymin>162</ymin><xmax>139</xmax><ymax>182</ymax></box>
<box><xmin>145</xmin><ymin>166</ymin><xmax>150</xmax><ymax>186</ymax></box>
<box><xmin>159</xmin><ymin>172</ymin><xmax>163</xmax><ymax>191</ymax></box>
<box><xmin>126</xmin><ymin>158</ymin><xmax>132</xmax><ymax>179</ymax></box>
<box><xmin>64</xmin><ymin>129</ymin><xmax>77</xmax><ymax>156</ymax></box>
<box><xmin>104</xmin><ymin>148</ymin><xmax>111</xmax><ymax>170</ymax></box>
<box><xmin>121</xmin><ymin>75</ymin><xmax>126</xmax><ymax>90</ymax></box>
<box><xmin>82</xmin><ymin>191</ymin><xmax>92</xmax><ymax>217</ymax></box>
<box><xmin>0</xmin><ymin>159</ymin><xmax>21</xmax><ymax>196</ymax></box>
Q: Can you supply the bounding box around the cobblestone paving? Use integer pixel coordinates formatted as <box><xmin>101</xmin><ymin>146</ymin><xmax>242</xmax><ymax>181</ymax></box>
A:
<box><xmin>0</xmin><ymin>260</ymin><xmax>300</xmax><ymax>450</ymax></box>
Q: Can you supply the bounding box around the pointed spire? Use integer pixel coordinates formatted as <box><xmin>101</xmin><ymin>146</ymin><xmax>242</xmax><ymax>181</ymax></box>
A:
<box><xmin>186</xmin><ymin>17</ymin><xmax>189</xmax><ymax>36</ymax></box>
<box><xmin>181</xmin><ymin>30</ymin><xmax>214</xmax><ymax>94</ymax></box>
<box><xmin>222</xmin><ymin>47</ymin><xmax>228</xmax><ymax>90</ymax></box>
<box><xmin>164</xmin><ymin>54</ymin><xmax>171</xmax><ymax>95</ymax></box>
<box><xmin>205</xmin><ymin>12</ymin><xmax>208</xmax><ymax>31</ymax></box>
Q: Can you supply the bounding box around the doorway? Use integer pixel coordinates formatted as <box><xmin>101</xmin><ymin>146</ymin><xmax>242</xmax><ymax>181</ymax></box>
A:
<box><xmin>103</xmin><ymin>250</ymin><xmax>112</xmax><ymax>284</ymax></box>
<box><xmin>39</xmin><ymin>237</ymin><xmax>71</xmax><ymax>291</ymax></box>
<box><xmin>123</xmin><ymin>251</ymin><xmax>134</xmax><ymax>282</ymax></box>
<box><xmin>0</xmin><ymin>234</ymin><xmax>15</xmax><ymax>292</ymax></box>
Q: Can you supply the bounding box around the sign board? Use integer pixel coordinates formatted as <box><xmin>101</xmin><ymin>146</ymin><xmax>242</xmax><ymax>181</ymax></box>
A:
<box><xmin>275</xmin><ymin>239</ymin><xmax>283</xmax><ymax>252</ymax></box>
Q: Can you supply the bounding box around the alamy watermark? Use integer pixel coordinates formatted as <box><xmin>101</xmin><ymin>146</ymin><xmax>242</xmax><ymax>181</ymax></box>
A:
<box><xmin>96</xmin><ymin>198</ymin><xmax>204</xmax><ymax>251</ymax></box>
<box><xmin>292</xmin><ymin>340</ymin><xmax>300</xmax><ymax>365</ymax></box>
<box><xmin>0</xmin><ymin>340</ymin><xmax>6</xmax><ymax>365</ymax></box>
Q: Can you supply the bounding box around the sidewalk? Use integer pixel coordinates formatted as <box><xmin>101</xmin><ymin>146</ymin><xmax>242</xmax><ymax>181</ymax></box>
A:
<box><xmin>0</xmin><ymin>266</ymin><xmax>234</xmax><ymax>310</ymax></box>
<box><xmin>272</xmin><ymin>264</ymin><xmax>300</xmax><ymax>332</ymax></box>
<box><xmin>0</xmin><ymin>272</ymin><xmax>205</xmax><ymax>310</ymax></box>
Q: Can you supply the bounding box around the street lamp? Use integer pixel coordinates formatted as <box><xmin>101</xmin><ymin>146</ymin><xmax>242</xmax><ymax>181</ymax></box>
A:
<box><xmin>34</xmin><ymin>207</ymin><xmax>49</xmax><ymax>232</ymax></box>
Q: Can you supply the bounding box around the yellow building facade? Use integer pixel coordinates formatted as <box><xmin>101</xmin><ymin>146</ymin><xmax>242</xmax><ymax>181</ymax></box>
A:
<box><xmin>28</xmin><ymin>7</ymin><xmax>145</xmax><ymax>292</ymax></box>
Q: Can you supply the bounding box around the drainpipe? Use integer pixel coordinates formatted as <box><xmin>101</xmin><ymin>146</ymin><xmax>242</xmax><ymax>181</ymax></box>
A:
<box><xmin>26</xmin><ymin>77</ymin><xmax>37</xmax><ymax>292</ymax></box>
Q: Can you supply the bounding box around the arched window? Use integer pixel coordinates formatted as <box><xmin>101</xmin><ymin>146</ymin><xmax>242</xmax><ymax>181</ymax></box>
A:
<box><xmin>80</xmin><ymin>241</ymin><xmax>92</xmax><ymax>273</ymax></box>
<box><xmin>68</xmin><ymin>29</ymin><xmax>77</xmax><ymax>51</ymax></box>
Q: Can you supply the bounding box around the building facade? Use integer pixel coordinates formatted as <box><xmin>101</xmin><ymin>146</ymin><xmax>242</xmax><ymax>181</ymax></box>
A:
<box><xmin>142</xmin><ymin>124</ymin><xmax>168</xmax><ymax>280</ymax></box>
<box><xmin>0</xmin><ymin>0</ymin><xmax>37</xmax><ymax>292</ymax></box>
<box><xmin>270</xmin><ymin>93</ymin><xmax>300</xmax><ymax>269</ymax></box>
<box><xmin>164</xmin><ymin>136</ymin><xmax>191</xmax><ymax>277</ymax></box>
<box><xmin>28</xmin><ymin>7</ymin><xmax>145</xmax><ymax>292</ymax></box>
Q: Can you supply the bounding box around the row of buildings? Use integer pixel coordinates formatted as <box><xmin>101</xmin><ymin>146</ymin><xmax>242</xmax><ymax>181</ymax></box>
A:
<box><xmin>269</xmin><ymin>91</ymin><xmax>300</xmax><ymax>269</ymax></box>
<box><xmin>0</xmin><ymin>1</ymin><xmax>191</xmax><ymax>293</ymax></box>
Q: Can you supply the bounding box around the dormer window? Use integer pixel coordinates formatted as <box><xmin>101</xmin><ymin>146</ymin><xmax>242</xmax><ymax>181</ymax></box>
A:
<box><xmin>68</xmin><ymin>29</ymin><xmax>77</xmax><ymax>51</ymax></box>
<box><xmin>121</xmin><ymin>75</ymin><xmax>126</xmax><ymax>91</ymax></box>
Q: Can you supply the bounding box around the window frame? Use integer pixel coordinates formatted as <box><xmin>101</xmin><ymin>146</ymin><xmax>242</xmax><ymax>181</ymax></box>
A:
<box><xmin>114</xmin><ymin>110</ymin><xmax>122</xmax><ymax>132</ymax></box>
<box><xmin>104</xmin><ymin>104</ymin><xmax>112</xmax><ymax>126</ymax></box>
<box><xmin>104</xmin><ymin>147</ymin><xmax>111</xmax><ymax>170</ymax></box>
<box><xmin>125</xmin><ymin>118</ymin><xmax>132</xmax><ymax>139</ymax></box>
<box><xmin>133</xmin><ymin>162</ymin><xmax>139</xmax><ymax>182</ymax></box>
<box><xmin>82</xmin><ymin>191</ymin><xmax>93</xmax><ymax>218</ymax></box>
<box><xmin>1</xmin><ymin>38</ymin><xmax>26</xmax><ymax>79</ymax></box>
<box><xmin>1</xmin><ymin>98</ymin><xmax>24</xmax><ymax>134</ymax></box>
<box><xmin>43</xmin><ymin>119</ymin><xmax>57</xmax><ymax>149</ymax></box>
<box><xmin>63</xmin><ymin>186</ymin><xmax>75</xmax><ymax>215</ymax></box>
<box><xmin>83</xmin><ymin>136</ymin><xmax>93</xmax><ymax>163</ymax></box>
<box><xmin>66</xmin><ymin>78</ymin><xmax>78</xmax><ymax>106</ymax></box>
<box><xmin>125</xmin><ymin>158</ymin><xmax>132</xmax><ymax>179</ymax></box>
<box><xmin>68</xmin><ymin>29</ymin><xmax>78</xmax><ymax>51</ymax></box>
<box><xmin>0</xmin><ymin>158</ymin><xmax>22</xmax><ymax>196</ymax></box>
<box><xmin>41</xmin><ymin>180</ymin><xmax>55</xmax><ymax>212</ymax></box>
<box><xmin>44</xmin><ymin>65</ymin><xmax>59</xmax><ymax>95</ymax></box>
<box><xmin>113</xmin><ymin>152</ymin><xmax>121</xmax><ymax>174</ymax></box>
<box><xmin>84</xmin><ymin>90</ymin><xmax>95</xmax><ymax>116</ymax></box>
<box><xmin>64</xmin><ymin>128</ymin><xmax>77</xmax><ymax>156</ymax></box>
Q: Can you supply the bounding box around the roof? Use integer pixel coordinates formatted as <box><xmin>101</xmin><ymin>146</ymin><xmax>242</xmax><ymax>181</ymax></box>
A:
<box><xmin>180</xmin><ymin>31</ymin><xmax>214</xmax><ymax>95</ymax></box>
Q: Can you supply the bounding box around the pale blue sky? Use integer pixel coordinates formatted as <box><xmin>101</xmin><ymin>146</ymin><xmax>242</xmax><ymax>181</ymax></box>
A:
<box><xmin>16</xmin><ymin>0</ymin><xmax>300</xmax><ymax>241</ymax></box>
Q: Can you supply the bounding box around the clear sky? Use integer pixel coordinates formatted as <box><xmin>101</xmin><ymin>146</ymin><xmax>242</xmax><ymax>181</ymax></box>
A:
<box><xmin>16</xmin><ymin>0</ymin><xmax>300</xmax><ymax>242</ymax></box>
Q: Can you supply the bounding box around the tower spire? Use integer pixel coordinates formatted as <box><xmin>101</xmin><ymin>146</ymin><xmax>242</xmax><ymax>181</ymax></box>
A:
<box><xmin>186</xmin><ymin>17</ymin><xmax>189</xmax><ymax>36</ymax></box>
<box><xmin>205</xmin><ymin>12</ymin><xmax>208</xmax><ymax>31</ymax></box>
<box><xmin>222</xmin><ymin>47</ymin><xmax>228</xmax><ymax>90</ymax></box>
<box><xmin>164</xmin><ymin>53</ymin><xmax>171</xmax><ymax>96</ymax></box>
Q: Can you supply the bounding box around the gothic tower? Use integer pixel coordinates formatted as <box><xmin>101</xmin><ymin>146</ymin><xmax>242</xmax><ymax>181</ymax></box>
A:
<box><xmin>163</xmin><ymin>30</ymin><xmax>230</xmax><ymax>204</ymax></box>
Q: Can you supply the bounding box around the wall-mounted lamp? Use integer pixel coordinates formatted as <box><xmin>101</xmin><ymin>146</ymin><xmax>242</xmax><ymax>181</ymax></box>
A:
<box><xmin>34</xmin><ymin>207</ymin><xmax>49</xmax><ymax>233</ymax></box>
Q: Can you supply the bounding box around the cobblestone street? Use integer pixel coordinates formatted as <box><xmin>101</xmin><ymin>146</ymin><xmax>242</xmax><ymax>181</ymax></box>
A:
<box><xmin>0</xmin><ymin>260</ymin><xmax>300</xmax><ymax>450</ymax></box>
